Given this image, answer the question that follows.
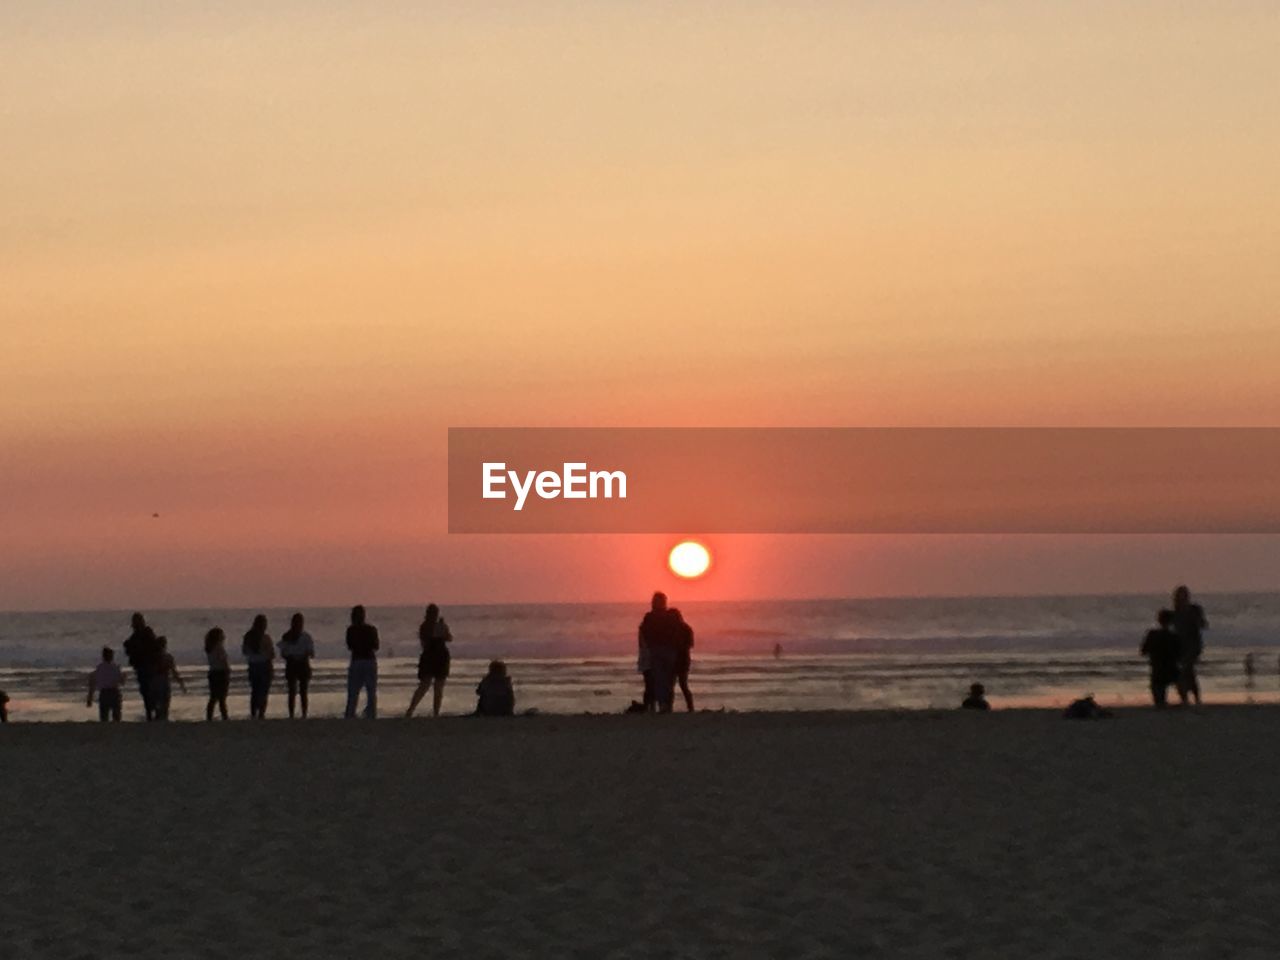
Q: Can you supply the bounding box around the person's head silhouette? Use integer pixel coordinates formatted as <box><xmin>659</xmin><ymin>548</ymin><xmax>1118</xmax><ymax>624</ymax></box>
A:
<box><xmin>290</xmin><ymin>612</ymin><xmax>305</xmax><ymax>633</ymax></box>
<box><xmin>131</xmin><ymin>612</ymin><xmax>146</xmax><ymax>631</ymax></box>
<box><xmin>651</xmin><ymin>591</ymin><xmax>668</xmax><ymax>613</ymax></box>
<box><xmin>1173</xmin><ymin>585</ymin><xmax>1191</xmax><ymax>608</ymax></box>
<box><xmin>351</xmin><ymin>604</ymin><xmax>366</xmax><ymax>625</ymax></box>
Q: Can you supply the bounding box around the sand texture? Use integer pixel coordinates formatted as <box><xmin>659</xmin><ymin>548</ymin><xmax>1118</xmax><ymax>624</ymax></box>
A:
<box><xmin>3</xmin><ymin>708</ymin><xmax>1279</xmax><ymax>958</ymax></box>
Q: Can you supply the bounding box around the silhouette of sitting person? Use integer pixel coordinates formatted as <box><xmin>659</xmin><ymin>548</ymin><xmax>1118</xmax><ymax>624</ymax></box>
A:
<box><xmin>1063</xmin><ymin>694</ymin><xmax>1111</xmax><ymax>719</ymax></box>
<box><xmin>1140</xmin><ymin>610</ymin><xmax>1180</xmax><ymax>708</ymax></box>
<box><xmin>475</xmin><ymin>660</ymin><xmax>515</xmax><ymax>716</ymax></box>
<box><xmin>961</xmin><ymin>682</ymin><xmax>990</xmax><ymax>710</ymax></box>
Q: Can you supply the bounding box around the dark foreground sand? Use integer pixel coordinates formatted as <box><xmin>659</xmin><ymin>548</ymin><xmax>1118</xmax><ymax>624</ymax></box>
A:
<box><xmin>3</xmin><ymin>708</ymin><xmax>1279</xmax><ymax>959</ymax></box>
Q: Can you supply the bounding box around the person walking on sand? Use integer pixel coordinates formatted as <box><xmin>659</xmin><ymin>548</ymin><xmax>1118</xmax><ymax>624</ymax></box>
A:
<box><xmin>205</xmin><ymin>628</ymin><xmax>231</xmax><ymax>721</ymax></box>
<box><xmin>123</xmin><ymin>612</ymin><xmax>159</xmax><ymax>721</ymax></box>
<box><xmin>1140</xmin><ymin>610</ymin><xmax>1180</xmax><ymax>708</ymax></box>
<box><xmin>150</xmin><ymin>636</ymin><xmax>187</xmax><ymax>721</ymax></box>
<box><xmin>278</xmin><ymin>612</ymin><xmax>315</xmax><ymax>719</ymax></box>
<box><xmin>406</xmin><ymin>603</ymin><xmax>452</xmax><ymax>718</ymax></box>
<box><xmin>1171</xmin><ymin>585</ymin><xmax>1208</xmax><ymax>706</ymax></box>
<box><xmin>639</xmin><ymin>592</ymin><xmax>682</xmax><ymax>713</ymax></box>
<box><xmin>345</xmin><ymin>605</ymin><xmax>379</xmax><ymax>719</ymax></box>
<box><xmin>242</xmin><ymin>615</ymin><xmax>275</xmax><ymax>719</ymax></box>
<box><xmin>87</xmin><ymin>646</ymin><xmax>125</xmax><ymax>722</ymax></box>
<box><xmin>670</xmin><ymin>606</ymin><xmax>695</xmax><ymax>712</ymax></box>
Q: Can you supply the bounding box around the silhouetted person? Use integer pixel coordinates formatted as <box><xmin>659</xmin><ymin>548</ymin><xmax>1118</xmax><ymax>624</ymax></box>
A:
<box><xmin>961</xmin><ymin>682</ymin><xmax>990</xmax><ymax>710</ymax></box>
<box><xmin>87</xmin><ymin>646</ymin><xmax>124</xmax><ymax>722</ymax></box>
<box><xmin>407</xmin><ymin>603</ymin><xmax>452</xmax><ymax>718</ymax></box>
<box><xmin>345</xmin><ymin>605</ymin><xmax>379</xmax><ymax>719</ymax></box>
<box><xmin>1244</xmin><ymin>653</ymin><xmax>1256</xmax><ymax>683</ymax></box>
<box><xmin>773</xmin><ymin>643</ymin><xmax>783</xmax><ymax>659</ymax></box>
<box><xmin>150</xmin><ymin>636</ymin><xmax>186</xmax><ymax>721</ymax></box>
<box><xmin>670</xmin><ymin>607</ymin><xmax>695</xmax><ymax>712</ymax></box>
<box><xmin>639</xmin><ymin>592</ymin><xmax>682</xmax><ymax>713</ymax></box>
<box><xmin>205</xmin><ymin>627</ymin><xmax>230</xmax><ymax>721</ymax></box>
<box><xmin>475</xmin><ymin>660</ymin><xmax>515</xmax><ymax>716</ymax></box>
<box><xmin>1063</xmin><ymin>694</ymin><xmax>1111</xmax><ymax>719</ymax></box>
<box><xmin>0</xmin><ymin>689</ymin><xmax>8</xmax><ymax>722</ymax></box>
<box><xmin>1140</xmin><ymin>610</ymin><xmax>1180</xmax><ymax>708</ymax></box>
<box><xmin>123</xmin><ymin>612</ymin><xmax>159</xmax><ymax>721</ymax></box>
<box><xmin>242</xmin><ymin>615</ymin><xmax>275</xmax><ymax>719</ymax></box>
<box><xmin>279</xmin><ymin>612</ymin><xmax>315</xmax><ymax>719</ymax></box>
<box><xmin>637</xmin><ymin>627</ymin><xmax>654</xmax><ymax>710</ymax></box>
<box><xmin>1171</xmin><ymin>586</ymin><xmax>1208</xmax><ymax>706</ymax></box>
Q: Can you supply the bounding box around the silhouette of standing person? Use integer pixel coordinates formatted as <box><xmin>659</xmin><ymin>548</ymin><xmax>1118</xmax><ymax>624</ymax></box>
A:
<box><xmin>637</xmin><ymin>625</ymin><xmax>654</xmax><ymax>710</ymax></box>
<box><xmin>1140</xmin><ymin>610</ymin><xmax>1180</xmax><ymax>708</ymax></box>
<box><xmin>406</xmin><ymin>603</ymin><xmax>452</xmax><ymax>718</ymax></box>
<box><xmin>123</xmin><ymin>612</ymin><xmax>159</xmax><ymax>721</ymax></box>
<box><xmin>242</xmin><ymin>615</ymin><xmax>275</xmax><ymax>719</ymax></box>
<box><xmin>345</xmin><ymin>605</ymin><xmax>380</xmax><ymax>719</ymax></box>
<box><xmin>670</xmin><ymin>607</ymin><xmax>695</xmax><ymax>712</ymax></box>
<box><xmin>205</xmin><ymin>627</ymin><xmax>231</xmax><ymax>721</ymax></box>
<box><xmin>1171</xmin><ymin>586</ymin><xmax>1208</xmax><ymax>706</ymax></box>
<box><xmin>639</xmin><ymin>592</ymin><xmax>681</xmax><ymax>713</ymax></box>
<box><xmin>87</xmin><ymin>646</ymin><xmax>124</xmax><ymax>722</ymax></box>
<box><xmin>150</xmin><ymin>636</ymin><xmax>186</xmax><ymax>721</ymax></box>
<box><xmin>278</xmin><ymin>612</ymin><xmax>315</xmax><ymax>719</ymax></box>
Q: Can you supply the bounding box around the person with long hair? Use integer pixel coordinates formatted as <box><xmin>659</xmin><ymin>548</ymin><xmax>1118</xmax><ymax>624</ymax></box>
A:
<box><xmin>242</xmin><ymin>614</ymin><xmax>275</xmax><ymax>719</ymax></box>
<box><xmin>407</xmin><ymin>603</ymin><xmax>452</xmax><ymax>717</ymax></box>
<box><xmin>150</xmin><ymin>636</ymin><xmax>187</xmax><ymax>721</ymax></box>
<box><xmin>278</xmin><ymin>612</ymin><xmax>315</xmax><ymax>719</ymax></box>
<box><xmin>205</xmin><ymin>627</ymin><xmax>231</xmax><ymax>721</ymax></box>
<box><xmin>344</xmin><ymin>605</ymin><xmax>379</xmax><ymax>719</ymax></box>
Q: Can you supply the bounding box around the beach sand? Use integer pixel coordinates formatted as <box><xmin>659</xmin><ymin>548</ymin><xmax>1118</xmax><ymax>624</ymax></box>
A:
<box><xmin>3</xmin><ymin>708</ymin><xmax>1278</xmax><ymax>958</ymax></box>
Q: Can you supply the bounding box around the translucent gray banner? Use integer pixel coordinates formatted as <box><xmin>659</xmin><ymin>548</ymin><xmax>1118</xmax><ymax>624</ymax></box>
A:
<box><xmin>448</xmin><ymin>428</ymin><xmax>1280</xmax><ymax>533</ymax></box>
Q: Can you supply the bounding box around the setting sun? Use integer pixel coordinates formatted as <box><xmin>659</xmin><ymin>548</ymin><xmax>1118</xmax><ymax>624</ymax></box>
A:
<box><xmin>668</xmin><ymin>541</ymin><xmax>712</xmax><ymax>579</ymax></box>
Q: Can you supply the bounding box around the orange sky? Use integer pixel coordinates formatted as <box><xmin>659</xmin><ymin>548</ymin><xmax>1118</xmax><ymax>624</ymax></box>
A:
<box><xmin>3</xmin><ymin>3</ymin><xmax>1279</xmax><ymax>609</ymax></box>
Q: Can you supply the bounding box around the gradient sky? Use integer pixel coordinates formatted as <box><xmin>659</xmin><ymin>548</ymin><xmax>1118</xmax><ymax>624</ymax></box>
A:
<box><xmin>3</xmin><ymin>2</ymin><xmax>1280</xmax><ymax>609</ymax></box>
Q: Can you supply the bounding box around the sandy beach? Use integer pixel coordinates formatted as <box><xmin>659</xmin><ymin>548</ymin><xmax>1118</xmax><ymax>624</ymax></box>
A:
<box><xmin>3</xmin><ymin>707</ymin><xmax>1278</xmax><ymax>958</ymax></box>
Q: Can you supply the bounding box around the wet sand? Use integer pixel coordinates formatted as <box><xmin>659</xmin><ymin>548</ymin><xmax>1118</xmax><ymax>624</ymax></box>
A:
<box><xmin>3</xmin><ymin>707</ymin><xmax>1278</xmax><ymax>958</ymax></box>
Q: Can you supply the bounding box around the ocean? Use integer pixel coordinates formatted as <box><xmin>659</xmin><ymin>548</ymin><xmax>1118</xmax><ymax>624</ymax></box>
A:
<box><xmin>3</xmin><ymin>593</ymin><xmax>1279</xmax><ymax>721</ymax></box>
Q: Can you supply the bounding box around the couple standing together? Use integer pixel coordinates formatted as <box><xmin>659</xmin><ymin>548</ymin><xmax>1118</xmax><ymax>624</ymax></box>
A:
<box><xmin>638</xmin><ymin>592</ymin><xmax>695</xmax><ymax>713</ymax></box>
<box><xmin>1141</xmin><ymin>585</ymin><xmax>1209</xmax><ymax>707</ymax></box>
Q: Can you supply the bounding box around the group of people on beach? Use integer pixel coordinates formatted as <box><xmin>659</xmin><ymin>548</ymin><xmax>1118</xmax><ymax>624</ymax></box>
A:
<box><xmin>84</xmin><ymin>603</ymin><xmax>516</xmax><ymax>722</ymax></box>
<box><xmin>1140</xmin><ymin>585</ymin><xmax>1209</xmax><ymax>708</ymax></box>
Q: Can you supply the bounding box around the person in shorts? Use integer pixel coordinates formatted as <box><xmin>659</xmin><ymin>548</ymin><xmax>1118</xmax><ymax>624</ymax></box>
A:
<box><xmin>407</xmin><ymin>604</ymin><xmax>453</xmax><ymax>718</ymax></box>
<box><xmin>278</xmin><ymin>612</ymin><xmax>316</xmax><ymax>719</ymax></box>
<box><xmin>205</xmin><ymin>628</ymin><xmax>231</xmax><ymax>721</ymax></box>
<box><xmin>87</xmin><ymin>646</ymin><xmax>125</xmax><ymax>722</ymax></box>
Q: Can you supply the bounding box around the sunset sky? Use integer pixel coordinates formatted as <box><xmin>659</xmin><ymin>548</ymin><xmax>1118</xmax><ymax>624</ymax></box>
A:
<box><xmin>3</xmin><ymin>2</ymin><xmax>1279</xmax><ymax>609</ymax></box>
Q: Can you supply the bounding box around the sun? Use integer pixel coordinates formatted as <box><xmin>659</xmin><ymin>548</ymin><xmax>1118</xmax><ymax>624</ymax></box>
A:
<box><xmin>668</xmin><ymin>540</ymin><xmax>712</xmax><ymax>579</ymax></box>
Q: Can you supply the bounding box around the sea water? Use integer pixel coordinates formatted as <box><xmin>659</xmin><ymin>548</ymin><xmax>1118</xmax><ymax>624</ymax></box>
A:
<box><xmin>3</xmin><ymin>594</ymin><xmax>1279</xmax><ymax>721</ymax></box>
